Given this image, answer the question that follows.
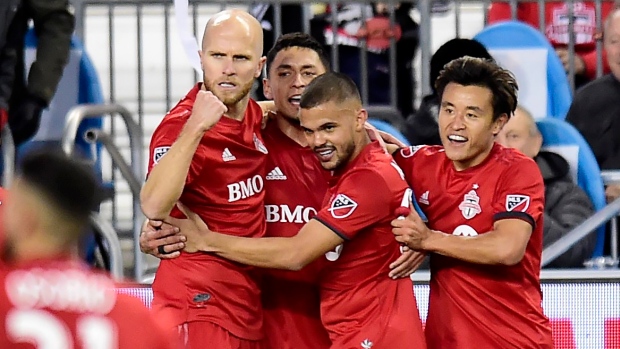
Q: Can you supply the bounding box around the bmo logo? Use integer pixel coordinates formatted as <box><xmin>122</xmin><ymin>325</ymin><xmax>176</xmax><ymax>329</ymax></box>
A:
<box><xmin>452</xmin><ymin>224</ymin><xmax>479</xmax><ymax>236</ymax></box>
<box><xmin>265</xmin><ymin>205</ymin><xmax>317</xmax><ymax>223</ymax></box>
<box><xmin>227</xmin><ymin>175</ymin><xmax>264</xmax><ymax>202</ymax></box>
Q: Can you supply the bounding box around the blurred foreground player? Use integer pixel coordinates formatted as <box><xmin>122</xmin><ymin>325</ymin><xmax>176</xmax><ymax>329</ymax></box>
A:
<box><xmin>172</xmin><ymin>72</ymin><xmax>426</xmax><ymax>349</ymax></box>
<box><xmin>390</xmin><ymin>57</ymin><xmax>553</xmax><ymax>348</ymax></box>
<box><xmin>0</xmin><ymin>151</ymin><xmax>178</xmax><ymax>349</ymax></box>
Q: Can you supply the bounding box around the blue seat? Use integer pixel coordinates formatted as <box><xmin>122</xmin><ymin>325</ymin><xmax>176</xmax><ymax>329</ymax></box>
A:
<box><xmin>368</xmin><ymin>118</ymin><xmax>411</xmax><ymax>147</ymax></box>
<box><xmin>474</xmin><ymin>21</ymin><xmax>572</xmax><ymax>119</ymax></box>
<box><xmin>536</xmin><ymin>118</ymin><xmax>606</xmax><ymax>258</ymax></box>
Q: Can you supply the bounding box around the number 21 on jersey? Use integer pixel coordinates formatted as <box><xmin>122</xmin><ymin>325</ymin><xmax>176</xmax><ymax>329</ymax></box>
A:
<box><xmin>6</xmin><ymin>309</ymin><xmax>116</xmax><ymax>349</ymax></box>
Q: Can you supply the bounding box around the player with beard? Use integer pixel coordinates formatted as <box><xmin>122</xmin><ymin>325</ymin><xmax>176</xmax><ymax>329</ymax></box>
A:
<box><xmin>141</xmin><ymin>32</ymin><xmax>423</xmax><ymax>349</ymax></box>
<box><xmin>140</xmin><ymin>9</ymin><xmax>268</xmax><ymax>349</ymax></box>
<box><xmin>0</xmin><ymin>151</ymin><xmax>179</xmax><ymax>349</ymax></box>
<box><xmin>167</xmin><ymin>72</ymin><xmax>427</xmax><ymax>349</ymax></box>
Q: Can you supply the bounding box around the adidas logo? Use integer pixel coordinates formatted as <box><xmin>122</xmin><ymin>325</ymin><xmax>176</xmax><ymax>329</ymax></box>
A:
<box><xmin>361</xmin><ymin>339</ymin><xmax>373</xmax><ymax>349</ymax></box>
<box><xmin>419</xmin><ymin>190</ymin><xmax>429</xmax><ymax>205</ymax></box>
<box><xmin>222</xmin><ymin>148</ymin><xmax>236</xmax><ymax>162</ymax></box>
<box><xmin>266</xmin><ymin>167</ymin><xmax>287</xmax><ymax>180</ymax></box>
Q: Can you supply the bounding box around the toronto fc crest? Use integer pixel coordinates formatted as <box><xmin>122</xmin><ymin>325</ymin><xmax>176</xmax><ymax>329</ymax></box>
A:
<box><xmin>458</xmin><ymin>185</ymin><xmax>482</xmax><ymax>219</ymax></box>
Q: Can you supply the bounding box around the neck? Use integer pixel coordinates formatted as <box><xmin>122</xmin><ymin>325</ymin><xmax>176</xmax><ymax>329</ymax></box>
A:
<box><xmin>8</xmin><ymin>235</ymin><xmax>76</xmax><ymax>264</ymax></box>
<box><xmin>274</xmin><ymin>112</ymin><xmax>308</xmax><ymax>146</ymax></box>
<box><xmin>350</xmin><ymin>132</ymin><xmax>372</xmax><ymax>162</ymax></box>
<box><xmin>225</xmin><ymin>94</ymin><xmax>251</xmax><ymax>121</ymax></box>
<box><xmin>453</xmin><ymin>143</ymin><xmax>495</xmax><ymax>171</ymax></box>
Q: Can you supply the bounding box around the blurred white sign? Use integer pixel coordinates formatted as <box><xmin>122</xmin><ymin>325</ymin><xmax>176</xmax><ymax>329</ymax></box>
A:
<box><xmin>489</xmin><ymin>48</ymin><xmax>548</xmax><ymax>119</ymax></box>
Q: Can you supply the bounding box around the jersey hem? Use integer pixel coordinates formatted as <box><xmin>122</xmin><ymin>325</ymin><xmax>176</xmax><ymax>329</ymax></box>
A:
<box><xmin>493</xmin><ymin>211</ymin><xmax>536</xmax><ymax>228</ymax></box>
<box><xmin>313</xmin><ymin>217</ymin><xmax>350</xmax><ymax>241</ymax></box>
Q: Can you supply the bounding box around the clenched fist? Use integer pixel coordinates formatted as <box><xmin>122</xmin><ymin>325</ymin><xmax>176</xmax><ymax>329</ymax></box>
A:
<box><xmin>187</xmin><ymin>90</ymin><xmax>228</xmax><ymax>133</ymax></box>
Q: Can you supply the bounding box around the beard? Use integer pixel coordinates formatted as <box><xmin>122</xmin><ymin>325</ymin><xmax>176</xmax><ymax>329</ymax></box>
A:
<box><xmin>203</xmin><ymin>76</ymin><xmax>254</xmax><ymax>106</ymax></box>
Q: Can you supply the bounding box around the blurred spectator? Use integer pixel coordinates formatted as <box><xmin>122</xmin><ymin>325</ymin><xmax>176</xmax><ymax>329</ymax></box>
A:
<box><xmin>488</xmin><ymin>1</ymin><xmax>615</xmax><ymax>87</ymax></box>
<box><xmin>404</xmin><ymin>38</ymin><xmax>493</xmax><ymax>145</ymax></box>
<box><xmin>310</xmin><ymin>3</ymin><xmax>419</xmax><ymax>117</ymax></box>
<box><xmin>0</xmin><ymin>0</ymin><xmax>74</xmax><ymax>146</ymax></box>
<box><xmin>497</xmin><ymin>106</ymin><xmax>596</xmax><ymax>268</ymax></box>
<box><xmin>566</xmin><ymin>7</ymin><xmax>620</xmax><ymax>203</ymax></box>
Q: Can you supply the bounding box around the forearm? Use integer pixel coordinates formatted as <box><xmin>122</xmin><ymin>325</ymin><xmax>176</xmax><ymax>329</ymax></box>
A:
<box><xmin>141</xmin><ymin>127</ymin><xmax>202</xmax><ymax>220</ymax></box>
<box><xmin>423</xmin><ymin>229</ymin><xmax>523</xmax><ymax>266</ymax></box>
<box><xmin>205</xmin><ymin>233</ymin><xmax>304</xmax><ymax>271</ymax></box>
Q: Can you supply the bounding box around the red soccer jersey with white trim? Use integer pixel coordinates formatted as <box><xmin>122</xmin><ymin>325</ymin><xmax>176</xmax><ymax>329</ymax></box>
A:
<box><xmin>147</xmin><ymin>84</ymin><xmax>268</xmax><ymax>340</ymax></box>
<box><xmin>260</xmin><ymin>121</ymin><xmax>331</xmax><ymax>349</ymax></box>
<box><xmin>393</xmin><ymin>143</ymin><xmax>553</xmax><ymax>349</ymax></box>
<box><xmin>314</xmin><ymin>141</ymin><xmax>426</xmax><ymax>349</ymax></box>
<box><xmin>0</xmin><ymin>259</ymin><xmax>179</xmax><ymax>349</ymax></box>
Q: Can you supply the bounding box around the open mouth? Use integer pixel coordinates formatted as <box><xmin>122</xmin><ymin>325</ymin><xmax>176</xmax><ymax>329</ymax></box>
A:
<box><xmin>218</xmin><ymin>82</ymin><xmax>236</xmax><ymax>89</ymax></box>
<box><xmin>288</xmin><ymin>95</ymin><xmax>301</xmax><ymax>106</ymax></box>
<box><xmin>314</xmin><ymin>147</ymin><xmax>335</xmax><ymax>162</ymax></box>
<box><xmin>447</xmin><ymin>134</ymin><xmax>468</xmax><ymax>144</ymax></box>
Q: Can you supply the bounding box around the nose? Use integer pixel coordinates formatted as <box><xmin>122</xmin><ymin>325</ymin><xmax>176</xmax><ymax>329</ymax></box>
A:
<box><xmin>222</xmin><ymin>58</ymin><xmax>235</xmax><ymax>76</ymax></box>
<box><xmin>450</xmin><ymin>112</ymin><xmax>466</xmax><ymax>130</ymax></box>
<box><xmin>292</xmin><ymin>72</ymin><xmax>306</xmax><ymax>88</ymax></box>
<box><xmin>310</xmin><ymin>131</ymin><xmax>327</xmax><ymax>148</ymax></box>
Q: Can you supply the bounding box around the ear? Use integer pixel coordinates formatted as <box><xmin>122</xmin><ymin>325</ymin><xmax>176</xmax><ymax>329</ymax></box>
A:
<box><xmin>356</xmin><ymin>109</ymin><xmax>368</xmax><ymax>131</ymax></box>
<box><xmin>263</xmin><ymin>78</ymin><xmax>273</xmax><ymax>100</ymax></box>
<box><xmin>491</xmin><ymin>113</ymin><xmax>508</xmax><ymax>136</ymax></box>
<box><xmin>256</xmin><ymin>56</ymin><xmax>267</xmax><ymax>79</ymax></box>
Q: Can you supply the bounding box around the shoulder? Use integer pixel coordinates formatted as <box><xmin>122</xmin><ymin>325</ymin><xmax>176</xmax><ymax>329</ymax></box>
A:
<box><xmin>495</xmin><ymin>145</ymin><xmax>539</xmax><ymax>171</ymax></box>
<box><xmin>574</xmin><ymin>75</ymin><xmax>613</xmax><ymax>99</ymax></box>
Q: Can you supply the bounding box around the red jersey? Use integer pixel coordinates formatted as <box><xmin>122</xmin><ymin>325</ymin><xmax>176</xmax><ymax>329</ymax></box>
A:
<box><xmin>148</xmin><ymin>84</ymin><xmax>268</xmax><ymax>340</ymax></box>
<box><xmin>0</xmin><ymin>258</ymin><xmax>178</xmax><ymax>349</ymax></box>
<box><xmin>393</xmin><ymin>143</ymin><xmax>553</xmax><ymax>349</ymax></box>
<box><xmin>488</xmin><ymin>1</ymin><xmax>614</xmax><ymax>79</ymax></box>
<box><xmin>260</xmin><ymin>121</ymin><xmax>331</xmax><ymax>349</ymax></box>
<box><xmin>314</xmin><ymin>141</ymin><xmax>426</xmax><ymax>349</ymax></box>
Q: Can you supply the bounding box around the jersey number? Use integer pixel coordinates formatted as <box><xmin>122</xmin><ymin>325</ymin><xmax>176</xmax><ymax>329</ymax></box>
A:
<box><xmin>6</xmin><ymin>309</ymin><xmax>116</xmax><ymax>349</ymax></box>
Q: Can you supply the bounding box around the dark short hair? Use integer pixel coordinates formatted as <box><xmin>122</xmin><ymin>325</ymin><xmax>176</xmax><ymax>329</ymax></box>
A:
<box><xmin>20</xmin><ymin>150</ymin><xmax>99</xmax><ymax>227</ymax></box>
<box><xmin>430</xmin><ymin>38</ymin><xmax>493</xmax><ymax>94</ymax></box>
<box><xmin>435</xmin><ymin>56</ymin><xmax>518</xmax><ymax>120</ymax></box>
<box><xmin>266</xmin><ymin>32</ymin><xmax>330</xmax><ymax>76</ymax></box>
<box><xmin>299</xmin><ymin>71</ymin><xmax>361</xmax><ymax>109</ymax></box>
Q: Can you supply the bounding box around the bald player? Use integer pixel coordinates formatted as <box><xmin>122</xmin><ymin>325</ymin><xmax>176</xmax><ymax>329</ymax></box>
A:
<box><xmin>140</xmin><ymin>9</ymin><xmax>268</xmax><ymax>349</ymax></box>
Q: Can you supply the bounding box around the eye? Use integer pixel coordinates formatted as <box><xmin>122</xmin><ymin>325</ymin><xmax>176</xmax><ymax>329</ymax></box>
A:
<box><xmin>443</xmin><ymin>107</ymin><xmax>454</xmax><ymax>114</ymax></box>
<box><xmin>212</xmin><ymin>53</ymin><xmax>224</xmax><ymax>58</ymax></box>
<box><xmin>278</xmin><ymin>72</ymin><xmax>291</xmax><ymax>77</ymax></box>
<box><xmin>303</xmin><ymin>129</ymin><xmax>313</xmax><ymax>135</ymax></box>
<box><xmin>325</xmin><ymin>125</ymin><xmax>335</xmax><ymax>132</ymax></box>
<box><xmin>466</xmin><ymin>113</ymin><xmax>478</xmax><ymax>118</ymax></box>
<box><xmin>234</xmin><ymin>56</ymin><xmax>249</xmax><ymax>61</ymax></box>
<box><xmin>303</xmin><ymin>71</ymin><xmax>317</xmax><ymax>77</ymax></box>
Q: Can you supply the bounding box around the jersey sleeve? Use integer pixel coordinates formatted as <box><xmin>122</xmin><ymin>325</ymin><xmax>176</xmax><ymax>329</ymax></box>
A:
<box><xmin>147</xmin><ymin>113</ymin><xmax>206</xmax><ymax>185</ymax></box>
<box><xmin>492</xmin><ymin>157</ymin><xmax>544</xmax><ymax>229</ymax></box>
<box><xmin>314</xmin><ymin>169</ymin><xmax>395</xmax><ymax>240</ymax></box>
<box><xmin>391</xmin><ymin>145</ymin><xmax>426</xmax><ymax>185</ymax></box>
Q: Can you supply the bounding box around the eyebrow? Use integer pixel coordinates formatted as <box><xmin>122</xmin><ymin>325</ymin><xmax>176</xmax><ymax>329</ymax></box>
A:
<box><xmin>276</xmin><ymin>64</ymin><xmax>317</xmax><ymax>70</ymax></box>
<box><xmin>441</xmin><ymin>101</ymin><xmax>484</xmax><ymax>113</ymax></box>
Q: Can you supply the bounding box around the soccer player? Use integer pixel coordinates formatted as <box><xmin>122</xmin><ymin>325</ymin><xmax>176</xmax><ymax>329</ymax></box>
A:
<box><xmin>0</xmin><ymin>151</ymin><xmax>178</xmax><ymax>349</ymax></box>
<box><xmin>258</xmin><ymin>32</ymin><xmax>332</xmax><ymax>349</ymax></box>
<box><xmin>139</xmin><ymin>9</ymin><xmax>268</xmax><ymax>348</ymax></box>
<box><xmin>170</xmin><ymin>72</ymin><xmax>427</xmax><ymax>349</ymax></box>
<box><xmin>390</xmin><ymin>57</ymin><xmax>554</xmax><ymax>348</ymax></box>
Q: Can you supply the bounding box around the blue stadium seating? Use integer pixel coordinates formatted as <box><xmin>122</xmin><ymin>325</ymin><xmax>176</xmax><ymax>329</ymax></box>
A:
<box><xmin>536</xmin><ymin>118</ymin><xmax>606</xmax><ymax>258</ymax></box>
<box><xmin>474</xmin><ymin>20</ymin><xmax>572</xmax><ymax>119</ymax></box>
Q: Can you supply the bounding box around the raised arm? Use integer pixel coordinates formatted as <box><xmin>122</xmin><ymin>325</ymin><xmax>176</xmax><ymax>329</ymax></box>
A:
<box><xmin>140</xmin><ymin>91</ymin><xmax>227</xmax><ymax>220</ymax></box>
